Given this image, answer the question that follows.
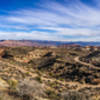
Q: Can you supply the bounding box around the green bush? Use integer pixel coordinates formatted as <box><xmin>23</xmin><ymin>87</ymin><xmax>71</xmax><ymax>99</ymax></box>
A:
<box><xmin>8</xmin><ymin>79</ymin><xmax>18</xmax><ymax>90</ymax></box>
<box><xmin>35</xmin><ymin>76</ymin><xmax>42</xmax><ymax>83</ymax></box>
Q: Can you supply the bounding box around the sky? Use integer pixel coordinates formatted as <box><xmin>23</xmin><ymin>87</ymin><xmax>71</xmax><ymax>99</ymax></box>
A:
<box><xmin>0</xmin><ymin>0</ymin><xmax>100</xmax><ymax>41</ymax></box>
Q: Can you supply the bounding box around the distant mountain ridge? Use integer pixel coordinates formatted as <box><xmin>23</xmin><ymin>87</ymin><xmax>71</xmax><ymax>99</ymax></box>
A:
<box><xmin>0</xmin><ymin>40</ymin><xmax>100</xmax><ymax>47</ymax></box>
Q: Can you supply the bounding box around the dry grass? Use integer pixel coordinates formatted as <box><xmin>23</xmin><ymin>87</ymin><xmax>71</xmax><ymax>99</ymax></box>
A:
<box><xmin>15</xmin><ymin>78</ymin><xmax>45</xmax><ymax>100</ymax></box>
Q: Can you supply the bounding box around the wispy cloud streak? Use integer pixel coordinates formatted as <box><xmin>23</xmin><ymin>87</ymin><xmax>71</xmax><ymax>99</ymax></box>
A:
<box><xmin>0</xmin><ymin>0</ymin><xmax>100</xmax><ymax>41</ymax></box>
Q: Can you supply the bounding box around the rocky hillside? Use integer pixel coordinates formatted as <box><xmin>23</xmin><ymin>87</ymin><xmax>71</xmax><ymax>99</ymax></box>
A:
<box><xmin>0</xmin><ymin>46</ymin><xmax>99</xmax><ymax>100</ymax></box>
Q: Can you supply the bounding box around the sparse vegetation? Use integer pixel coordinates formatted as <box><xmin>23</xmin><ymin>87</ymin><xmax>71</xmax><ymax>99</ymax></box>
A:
<box><xmin>0</xmin><ymin>46</ymin><xmax>99</xmax><ymax>100</ymax></box>
<box><xmin>15</xmin><ymin>78</ymin><xmax>45</xmax><ymax>100</ymax></box>
<box><xmin>61</xmin><ymin>91</ymin><xmax>91</xmax><ymax>100</ymax></box>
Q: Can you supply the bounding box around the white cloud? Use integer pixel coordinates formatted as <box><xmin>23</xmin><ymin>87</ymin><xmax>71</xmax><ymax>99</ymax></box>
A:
<box><xmin>0</xmin><ymin>0</ymin><xmax>100</xmax><ymax>41</ymax></box>
<box><xmin>0</xmin><ymin>30</ymin><xmax>100</xmax><ymax>41</ymax></box>
<box><xmin>0</xmin><ymin>31</ymin><xmax>64</xmax><ymax>41</ymax></box>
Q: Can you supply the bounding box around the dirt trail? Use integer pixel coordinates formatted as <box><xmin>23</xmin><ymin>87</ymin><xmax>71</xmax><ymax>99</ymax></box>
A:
<box><xmin>0</xmin><ymin>57</ymin><xmax>100</xmax><ymax>92</ymax></box>
<box><xmin>0</xmin><ymin>60</ymin><xmax>37</xmax><ymax>78</ymax></box>
<box><xmin>74</xmin><ymin>56</ymin><xmax>100</xmax><ymax>70</ymax></box>
<box><xmin>0</xmin><ymin>60</ymin><xmax>38</xmax><ymax>91</ymax></box>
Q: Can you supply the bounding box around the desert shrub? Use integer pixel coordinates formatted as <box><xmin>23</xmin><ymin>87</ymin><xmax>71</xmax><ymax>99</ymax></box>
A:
<box><xmin>61</xmin><ymin>91</ymin><xmax>91</xmax><ymax>100</ymax></box>
<box><xmin>8</xmin><ymin>79</ymin><xmax>18</xmax><ymax>90</ymax></box>
<box><xmin>34</xmin><ymin>76</ymin><xmax>42</xmax><ymax>83</ymax></box>
<box><xmin>49</xmin><ymin>73</ymin><xmax>54</xmax><ymax>77</ymax></box>
<box><xmin>45</xmin><ymin>89</ymin><xmax>60</xmax><ymax>100</ymax></box>
<box><xmin>25</xmin><ymin>72</ymin><xmax>30</xmax><ymax>76</ymax></box>
<box><xmin>15</xmin><ymin>78</ymin><xmax>45</xmax><ymax>100</ymax></box>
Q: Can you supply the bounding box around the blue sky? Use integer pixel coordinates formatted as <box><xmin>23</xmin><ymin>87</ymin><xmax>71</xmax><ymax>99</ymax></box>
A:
<box><xmin>0</xmin><ymin>0</ymin><xmax>100</xmax><ymax>41</ymax></box>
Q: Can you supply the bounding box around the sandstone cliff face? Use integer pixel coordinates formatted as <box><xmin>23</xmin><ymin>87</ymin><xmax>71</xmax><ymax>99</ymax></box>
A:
<box><xmin>0</xmin><ymin>48</ymin><xmax>5</xmax><ymax>58</ymax></box>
